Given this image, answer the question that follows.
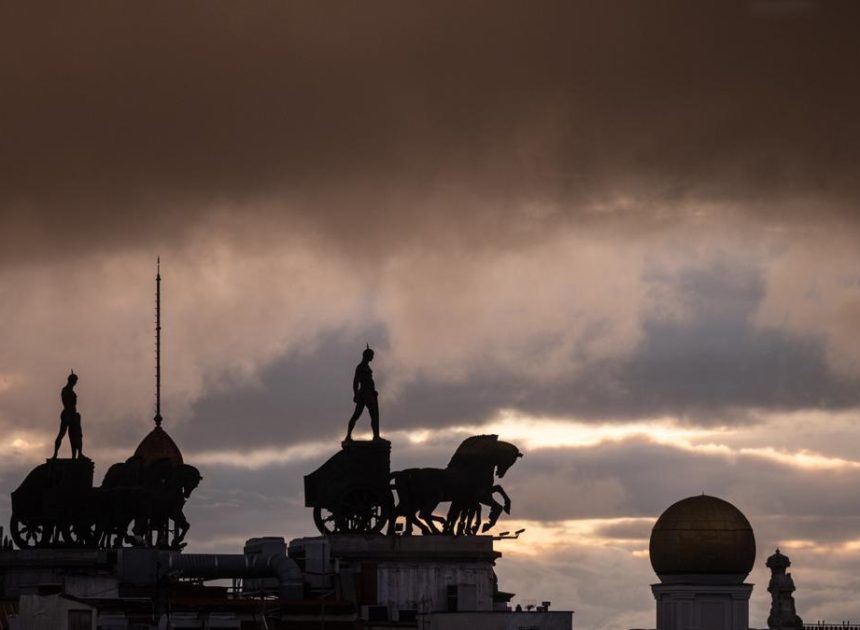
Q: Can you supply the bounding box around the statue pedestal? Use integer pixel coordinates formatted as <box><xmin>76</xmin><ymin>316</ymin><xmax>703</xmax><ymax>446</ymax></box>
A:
<box><xmin>340</xmin><ymin>438</ymin><xmax>391</xmax><ymax>450</ymax></box>
<box><xmin>42</xmin><ymin>457</ymin><xmax>95</xmax><ymax>486</ymax></box>
<box><xmin>652</xmin><ymin>580</ymin><xmax>752</xmax><ymax>630</ymax></box>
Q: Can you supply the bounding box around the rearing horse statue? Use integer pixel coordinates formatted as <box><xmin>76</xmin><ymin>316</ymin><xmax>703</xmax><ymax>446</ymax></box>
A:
<box><xmin>98</xmin><ymin>457</ymin><xmax>201</xmax><ymax>549</ymax></box>
<box><xmin>391</xmin><ymin>435</ymin><xmax>522</xmax><ymax>535</ymax></box>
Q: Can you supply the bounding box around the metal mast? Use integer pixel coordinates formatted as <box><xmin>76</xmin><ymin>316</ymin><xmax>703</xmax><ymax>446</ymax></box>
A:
<box><xmin>154</xmin><ymin>257</ymin><xmax>162</xmax><ymax>427</ymax></box>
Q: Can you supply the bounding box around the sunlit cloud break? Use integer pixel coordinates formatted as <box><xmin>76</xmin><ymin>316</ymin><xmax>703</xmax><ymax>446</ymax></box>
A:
<box><xmin>467</xmin><ymin>411</ymin><xmax>860</xmax><ymax>472</ymax></box>
<box><xmin>466</xmin><ymin>410</ymin><xmax>730</xmax><ymax>449</ymax></box>
<box><xmin>176</xmin><ymin>412</ymin><xmax>860</xmax><ymax>473</ymax></box>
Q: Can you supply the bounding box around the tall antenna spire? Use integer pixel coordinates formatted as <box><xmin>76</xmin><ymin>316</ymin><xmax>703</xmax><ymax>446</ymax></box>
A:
<box><xmin>154</xmin><ymin>257</ymin><xmax>162</xmax><ymax>427</ymax></box>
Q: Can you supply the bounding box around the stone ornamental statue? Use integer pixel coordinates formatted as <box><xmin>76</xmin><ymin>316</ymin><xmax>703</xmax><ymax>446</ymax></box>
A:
<box><xmin>767</xmin><ymin>548</ymin><xmax>803</xmax><ymax>630</ymax></box>
<box><xmin>345</xmin><ymin>345</ymin><xmax>380</xmax><ymax>442</ymax></box>
<box><xmin>53</xmin><ymin>370</ymin><xmax>85</xmax><ymax>460</ymax></box>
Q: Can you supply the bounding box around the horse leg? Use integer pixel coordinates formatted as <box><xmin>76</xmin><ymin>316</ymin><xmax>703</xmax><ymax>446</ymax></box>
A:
<box><xmin>459</xmin><ymin>504</ymin><xmax>479</xmax><ymax>535</ymax></box>
<box><xmin>479</xmin><ymin>494</ymin><xmax>505</xmax><ymax>532</ymax></box>
<box><xmin>417</xmin><ymin>494</ymin><xmax>448</xmax><ymax>534</ymax></box>
<box><xmin>417</xmin><ymin>486</ymin><xmax>447</xmax><ymax>534</ymax></box>
<box><xmin>169</xmin><ymin>496</ymin><xmax>190</xmax><ymax>548</ymax></box>
<box><xmin>401</xmin><ymin>495</ymin><xmax>431</xmax><ymax>535</ymax></box>
<box><xmin>411</xmin><ymin>512</ymin><xmax>432</xmax><ymax>535</ymax></box>
<box><xmin>418</xmin><ymin>502</ymin><xmax>442</xmax><ymax>534</ymax></box>
<box><xmin>445</xmin><ymin>501</ymin><xmax>462</xmax><ymax>534</ymax></box>
<box><xmin>157</xmin><ymin>518</ymin><xmax>170</xmax><ymax>548</ymax></box>
<box><xmin>112</xmin><ymin>520</ymin><xmax>126</xmax><ymax>547</ymax></box>
<box><xmin>392</xmin><ymin>473</ymin><xmax>422</xmax><ymax>536</ymax></box>
<box><xmin>468</xmin><ymin>504</ymin><xmax>482</xmax><ymax>535</ymax></box>
<box><xmin>172</xmin><ymin>512</ymin><xmax>190</xmax><ymax>549</ymax></box>
<box><xmin>386</xmin><ymin>509</ymin><xmax>402</xmax><ymax>536</ymax></box>
<box><xmin>491</xmin><ymin>485</ymin><xmax>512</xmax><ymax>514</ymax></box>
<box><xmin>400</xmin><ymin>511</ymin><xmax>413</xmax><ymax>536</ymax></box>
<box><xmin>430</xmin><ymin>514</ymin><xmax>448</xmax><ymax>533</ymax></box>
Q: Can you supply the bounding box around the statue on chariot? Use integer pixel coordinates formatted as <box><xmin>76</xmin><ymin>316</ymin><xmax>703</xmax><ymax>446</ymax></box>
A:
<box><xmin>304</xmin><ymin>345</ymin><xmax>524</xmax><ymax>537</ymax></box>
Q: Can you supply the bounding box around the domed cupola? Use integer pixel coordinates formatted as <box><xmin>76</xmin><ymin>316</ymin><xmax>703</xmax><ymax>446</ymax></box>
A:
<box><xmin>133</xmin><ymin>425</ymin><xmax>183</xmax><ymax>464</ymax></box>
<box><xmin>649</xmin><ymin>494</ymin><xmax>756</xmax><ymax>584</ymax></box>
<box><xmin>648</xmin><ymin>494</ymin><xmax>757</xmax><ymax>630</ymax></box>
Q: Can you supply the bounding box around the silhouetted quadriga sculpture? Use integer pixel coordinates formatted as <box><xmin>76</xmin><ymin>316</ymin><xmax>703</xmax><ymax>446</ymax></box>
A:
<box><xmin>305</xmin><ymin>439</ymin><xmax>394</xmax><ymax>535</ymax></box>
<box><xmin>9</xmin><ymin>454</ymin><xmax>202</xmax><ymax>550</ymax></box>
<box><xmin>100</xmin><ymin>455</ymin><xmax>201</xmax><ymax>549</ymax></box>
<box><xmin>305</xmin><ymin>434</ymin><xmax>522</xmax><ymax>537</ymax></box>
<box><xmin>10</xmin><ymin>265</ymin><xmax>204</xmax><ymax>552</ymax></box>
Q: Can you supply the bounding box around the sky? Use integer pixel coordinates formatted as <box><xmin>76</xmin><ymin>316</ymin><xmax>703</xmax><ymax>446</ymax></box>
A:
<box><xmin>2</xmin><ymin>1</ymin><xmax>860</xmax><ymax>627</ymax></box>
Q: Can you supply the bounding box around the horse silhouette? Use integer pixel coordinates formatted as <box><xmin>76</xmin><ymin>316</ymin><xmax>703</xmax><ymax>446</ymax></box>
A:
<box><xmin>391</xmin><ymin>434</ymin><xmax>522</xmax><ymax>535</ymax></box>
<box><xmin>99</xmin><ymin>457</ymin><xmax>201</xmax><ymax>548</ymax></box>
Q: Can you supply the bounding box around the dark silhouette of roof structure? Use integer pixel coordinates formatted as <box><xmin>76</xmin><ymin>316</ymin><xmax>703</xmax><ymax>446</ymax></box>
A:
<box><xmin>649</xmin><ymin>494</ymin><xmax>756</xmax><ymax>581</ymax></box>
<box><xmin>133</xmin><ymin>425</ymin><xmax>184</xmax><ymax>464</ymax></box>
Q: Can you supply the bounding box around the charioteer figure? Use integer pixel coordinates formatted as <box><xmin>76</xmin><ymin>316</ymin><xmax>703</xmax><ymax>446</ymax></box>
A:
<box><xmin>53</xmin><ymin>370</ymin><xmax>85</xmax><ymax>459</ymax></box>
<box><xmin>345</xmin><ymin>345</ymin><xmax>380</xmax><ymax>441</ymax></box>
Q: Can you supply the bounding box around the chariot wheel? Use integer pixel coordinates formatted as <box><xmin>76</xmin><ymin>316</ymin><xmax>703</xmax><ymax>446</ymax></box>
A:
<box><xmin>10</xmin><ymin>515</ymin><xmax>49</xmax><ymax>548</ymax></box>
<box><xmin>314</xmin><ymin>485</ymin><xmax>391</xmax><ymax>534</ymax></box>
<box><xmin>312</xmin><ymin>505</ymin><xmax>340</xmax><ymax>535</ymax></box>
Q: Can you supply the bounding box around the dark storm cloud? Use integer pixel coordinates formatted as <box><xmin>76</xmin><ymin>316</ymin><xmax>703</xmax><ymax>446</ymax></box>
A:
<box><xmin>174</xmin><ymin>257</ymin><xmax>860</xmax><ymax>453</ymax></box>
<box><xmin>173</xmin><ymin>325</ymin><xmax>389</xmax><ymax>449</ymax></box>
<box><xmin>620</xmin><ymin>261</ymin><xmax>860</xmax><ymax>419</ymax></box>
<box><xmin>2</xmin><ymin>1</ymin><xmax>860</xmax><ymax>264</ymax></box>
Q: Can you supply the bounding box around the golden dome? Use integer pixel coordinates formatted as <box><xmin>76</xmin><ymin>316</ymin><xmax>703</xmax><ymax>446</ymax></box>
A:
<box><xmin>649</xmin><ymin>494</ymin><xmax>755</xmax><ymax>583</ymax></box>
<box><xmin>133</xmin><ymin>425</ymin><xmax>184</xmax><ymax>464</ymax></box>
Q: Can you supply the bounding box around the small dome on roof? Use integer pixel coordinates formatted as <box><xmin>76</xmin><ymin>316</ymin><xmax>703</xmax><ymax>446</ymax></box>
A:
<box><xmin>133</xmin><ymin>425</ymin><xmax>184</xmax><ymax>464</ymax></box>
<box><xmin>649</xmin><ymin>494</ymin><xmax>756</xmax><ymax>583</ymax></box>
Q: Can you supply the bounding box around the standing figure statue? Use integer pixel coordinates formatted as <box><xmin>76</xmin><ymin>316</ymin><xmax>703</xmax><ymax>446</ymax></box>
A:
<box><xmin>345</xmin><ymin>345</ymin><xmax>380</xmax><ymax>441</ymax></box>
<box><xmin>53</xmin><ymin>371</ymin><xmax>85</xmax><ymax>459</ymax></box>
<box><xmin>766</xmin><ymin>548</ymin><xmax>803</xmax><ymax>630</ymax></box>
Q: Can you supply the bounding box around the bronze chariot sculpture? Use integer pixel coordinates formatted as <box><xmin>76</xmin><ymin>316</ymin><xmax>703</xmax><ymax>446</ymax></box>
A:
<box><xmin>10</xmin><ymin>458</ymin><xmax>99</xmax><ymax>548</ymax></box>
<box><xmin>305</xmin><ymin>439</ymin><xmax>394</xmax><ymax>535</ymax></box>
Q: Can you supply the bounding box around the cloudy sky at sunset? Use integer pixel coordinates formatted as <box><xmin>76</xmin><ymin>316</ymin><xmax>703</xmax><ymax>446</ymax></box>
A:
<box><xmin>2</xmin><ymin>1</ymin><xmax>860</xmax><ymax>627</ymax></box>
